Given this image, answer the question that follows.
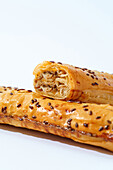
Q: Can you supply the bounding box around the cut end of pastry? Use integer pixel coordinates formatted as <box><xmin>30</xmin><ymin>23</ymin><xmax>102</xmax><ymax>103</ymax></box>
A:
<box><xmin>33</xmin><ymin>61</ymin><xmax>70</xmax><ymax>99</ymax></box>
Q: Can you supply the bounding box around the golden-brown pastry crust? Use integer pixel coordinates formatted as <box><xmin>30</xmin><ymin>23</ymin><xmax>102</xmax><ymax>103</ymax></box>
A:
<box><xmin>33</xmin><ymin>61</ymin><xmax>113</xmax><ymax>105</ymax></box>
<box><xmin>0</xmin><ymin>86</ymin><xmax>113</xmax><ymax>152</ymax></box>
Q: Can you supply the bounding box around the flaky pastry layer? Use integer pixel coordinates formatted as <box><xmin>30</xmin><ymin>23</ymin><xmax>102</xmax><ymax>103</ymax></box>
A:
<box><xmin>33</xmin><ymin>61</ymin><xmax>113</xmax><ymax>105</ymax></box>
<box><xmin>0</xmin><ymin>86</ymin><xmax>113</xmax><ymax>152</ymax></box>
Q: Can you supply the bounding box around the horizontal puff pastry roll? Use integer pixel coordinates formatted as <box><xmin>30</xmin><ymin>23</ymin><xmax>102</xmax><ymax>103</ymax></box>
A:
<box><xmin>0</xmin><ymin>86</ymin><xmax>113</xmax><ymax>152</ymax></box>
<box><xmin>33</xmin><ymin>61</ymin><xmax>113</xmax><ymax>105</ymax></box>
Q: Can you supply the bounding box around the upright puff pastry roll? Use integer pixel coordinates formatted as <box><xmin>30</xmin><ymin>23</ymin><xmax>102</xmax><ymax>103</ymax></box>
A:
<box><xmin>0</xmin><ymin>86</ymin><xmax>113</xmax><ymax>152</ymax></box>
<box><xmin>33</xmin><ymin>61</ymin><xmax>113</xmax><ymax>105</ymax></box>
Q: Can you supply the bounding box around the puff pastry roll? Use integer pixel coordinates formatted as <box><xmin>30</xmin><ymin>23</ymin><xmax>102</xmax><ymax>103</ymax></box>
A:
<box><xmin>33</xmin><ymin>61</ymin><xmax>113</xmax><ymax>105</ymax></box>
<box><xmin>0</xmin><ymin>86</ymin><xmax>113</xmax><ymax>152</ymax></box>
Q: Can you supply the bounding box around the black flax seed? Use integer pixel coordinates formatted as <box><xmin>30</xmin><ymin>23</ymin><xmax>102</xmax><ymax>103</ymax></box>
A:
<box><xmin>82</xmin><ymin>68</ymin><xmax>87</xmax><ymax>71</ymax></box>
<box><xmin>83</xmin><ymin>105</ymin><xmax>88</xmax><ymax>108</ymax></box>
<box><xmin>57</xmin><ymin>62</ymin><xmax>62</xmax><ymax>65</ymax></box>
<box><xmin>84</xmin><ymin>108</ymin><xmax>88</xmax><ymax>111</ymax></box>
<box><xmin>99</xmin><ymin>126</ymin><xmax>103</xmax><ymax>131</ymax></box>
<box><xmin>92</xmin><ymin>82</ymin><xmax>98</xmax><ymax>86</ymax></box>
<box><xmin>75</xmin><ymin>122</ymin><xmax>78</xmax><ymax>128</ymax></box>
<box><xmin>36</xmin><ymin>102</ymin><xmax>41</xmax><ymax>107</ymax></box>
<box><xmin>35</xmin><ymin>102</ymin><xmax>39</xmax><ymax>106</ymax></box>
<box><xmin>32</xmin><ymin>115</ymin><xmax>36</xmax><ymax>119</ymax></box>
<box><xmin>7</xmin><ymin>86</ymin><xmax>12</xmax><ymax>89</ymax></box>
<box><xmin>107</xmin><ymin>120</ymin><xmax>111</xmax><ymax>124</ymax></box>
<box><xmin>24</xmin><ymin>115</ymin><xmax>28</xmax><ymax>118</ymax></box>
<box><xmin>2</xmin><ymin>107</ymin><xmax>7</xmax><ymax>113</ymax></box>
<box><xmin>91</xmin><ymin>75</ymin><xmax>94</xmax><ymax>79</ymax></box>
<box><xmin>50</xmin><ymin>106</ymin><xmax>54</xmax><ymax>109</ymax></box>
<box><xmin>67</xmin><ymin>119</ymin><xmax>72</xmax><ymax>125</ymax></box>
<box><xmin>29</xmin><ymin>106</ymin><xmax>34</xmax><ymax>109</ymax></box>
<box><xmin>50</xmin><ymin>61</ymin><xmax>55</xmax><ymax>63</ymax></box>
<box><xmin>14</xmin><ymin>87</ymin><xmax>18</xmax><ymax>90</ymax></box>
<box><xmin>27</xmin><ymin>90</ymin><xmax>32</xmax><ymax>92</ymax></box>
<box><xmin>31</xmin><ymin>99</ymin><xmax>34</xmax><ymax>104</ymax></box>
<box><xmin>34</xmin><ymin>99</ymin><xmax>37</xmax><ymax>102</ymax></box>
<box><xmin>17</xmin><ymin>104</ymin><xmax>21</xmax><ymax>108</ymax></box>
<box><xmin>96</xmin><ymin>116</ymin><xmax>101</xmax><ymax>119</ymax></box>
<box><xmin>19</xmin><ymin>118</ymin><xmax>23</xmax><ymax>121</ymax></box>
<box><xmin>105</xmin><ymin>125</ymin><xmax>109</xmax><ymax>130</ymax></box>
<box><xmin>43</xmin><ymin>121</ymin><xmax>48</xmax><ymax>125</ymax></box>
<box><xmin>89</xmin><ymin>111</ymin><xmax>93</xmax><ymax>115</ymax></box>
<box><xmin>83</xmin><ymin>123</ymin><xmax>88</xmax><ymax>127</ymax></box>
<box><xmin>71</xmin><ymin>108</ymin><xmax>76</xmax><ymax>112</ymax></box>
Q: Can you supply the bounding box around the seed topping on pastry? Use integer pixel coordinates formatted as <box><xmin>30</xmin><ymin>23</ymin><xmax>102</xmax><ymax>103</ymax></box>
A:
<box><xmin>24</xmin><ymin>115</ymin><xmax>28</xmax><ymax>118</ymax></box>
<box><xmin>43</xmin><ymin>121</ymin><xmax>48</xmax><ymax>125</ymax></box>
<box><xmin>84</xmin><ymin>108</ymin><xmax>88</xmax><ymax>111</ymax></box>
<box><xmin>48</xmin><ymin>97</ymin><xmax>54</xmax><ymax>100</ymax></box>
<box><xmin>83</xmin><ymin>123</ymin><xmax>88</xmax><ymax>127</ymax></box>
<box><xmin>50</xmin><ymin>61</ymin><xmax>55</xmax><ymax>63</ymax></box>
<box><xmin>35</xmin><ymin>102</ymin><xmax>39</xmax><ymax>106</ymax></box>
<box><xmin>32</xmin><ymin>115</ymin><xmax>36</xmax><ymax>119</ymax></box>
<box><xmin>99</xmin><ymin>126</ymin><xmax>103</xmax><ymax>131</ymax></box>
<box><xmin>71</xmin><ymin>108</ymin><xmax>76</xmax><ymax>112</ymax></box>
<box><xmin>14</xmin><ymin>87</ymin><xmax>18</xmax><ymax>90</ymax></box>
<box><xmin>67</xmin><ymin>118</ymin><xmax>72</xmax><ymax>125</ymax></box>
<box><xmin>83</xmin><ymin>105</ymin><xmax>88</xmax><ymax>108</ymax></box>
<box><xmin>96</xmin><ymin>116</ymin><xmax>101</xmax><ymax>119</ymax></box>
<box><xmin>2</xmin><ymin>107</ymin><xmax>7</xmax><ymax>113</ymax></box>
<box><xmin>17</xmin><ymin>104</ymin><xmax>21</xmax><ymax>108</ymax></box>
<box><xmin>91</xmin><ymin>75</ymin><xmax>94</xmax><ymax>79</ymax></box>
<box><xmin>29</xmin><ymin>106</ymin><xmax>34</xmax><ymax>110</ymax></box>
<box><xmin>50</xmin><ymin>106</ymin><xmax>54</xmax><ymax>109</ymax></box>
<box><xmin>31</xmin><ymin>99</ymin><xmax>34</xmax><ymax>104</ymax></box>
<box><xmin>27</xmin><ymin>90</ymin><xmax>32</xmax><ymax>92</ymax></box>
<box><xmin>17</xmin><ymin>89</ymin><xmax>25</xmax><ymax>91</ymax></box>
<box><xmin>57</xmin><ymin>62</ymin><xmax>62</xmax><ymax>65</ymax></box>
<box><xmin>19</xmin><ymin>118</ymin><xmax>23</xmax><ymax>121</ymax></box>
<box><xmin>92</xmin><ymin>82</ymin><xmax>98</xmax><ymax>86</ymax></box>
<box><xmin>35</xmin><ymin>103</ymin><xmax>41</xmax><ymax>107</ymax></box>
<box><xmin>75</xmin><ymin>122</ymin><xmax>78</xmax><ymax>128</ymax></box>
<box><xmin>34</xmin><ymin>99</ymin><xmax>37</xmax><ymax>102</ymax></box>
<box><xmin>105</xmin><ymin>125</ymin><xmax>109</xmax><ymax>130</ymax></box>
<box><xmin>107</xmin><ymin>120</ymin><xmax>111</xmax><ymax>124</ymax></box>
<box><xmin>89</xmin><ymin>111</ymin><xmax>93</xmax><ymax>115</ymax></box>
<box><xmin>7</xmin><ymin>86</ymin><xmax>12</xmax><ymax>89</ymax></box>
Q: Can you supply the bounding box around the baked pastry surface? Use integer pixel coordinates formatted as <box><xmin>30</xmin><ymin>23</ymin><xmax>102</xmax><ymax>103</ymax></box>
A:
<box><xmin>33</xmin><ymin>61</ymin><xmax>113</xmax><ymax>105</ymax></box>
<box><xmin>0</xmin><ymin>86</ymin><xmax>113</xmax><ymax>152</ymax></box>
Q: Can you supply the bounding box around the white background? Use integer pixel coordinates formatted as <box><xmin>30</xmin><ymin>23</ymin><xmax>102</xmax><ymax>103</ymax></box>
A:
<box><xmin>0</xmin><ymin>0</ymin><xmax>113</xmax><ymax>169</ymax></box>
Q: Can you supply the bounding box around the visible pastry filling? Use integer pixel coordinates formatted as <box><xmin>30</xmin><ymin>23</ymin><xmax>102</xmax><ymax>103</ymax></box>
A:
<box><xmin>34</xmin><ymin>70</ymin><xmax>69</xmax><ymax>99</ymax></box>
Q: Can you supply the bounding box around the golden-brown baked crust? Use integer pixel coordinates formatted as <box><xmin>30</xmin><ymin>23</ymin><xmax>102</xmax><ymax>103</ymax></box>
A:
<box><xmin>33</xmin><ymin>61</ymin><xmax>113</xmax><ymax>105</ymax></box>
<box><xmin>0</xmin><ymin>86</ymin><xmax>113</xmax><ymax>151</ymax></box>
